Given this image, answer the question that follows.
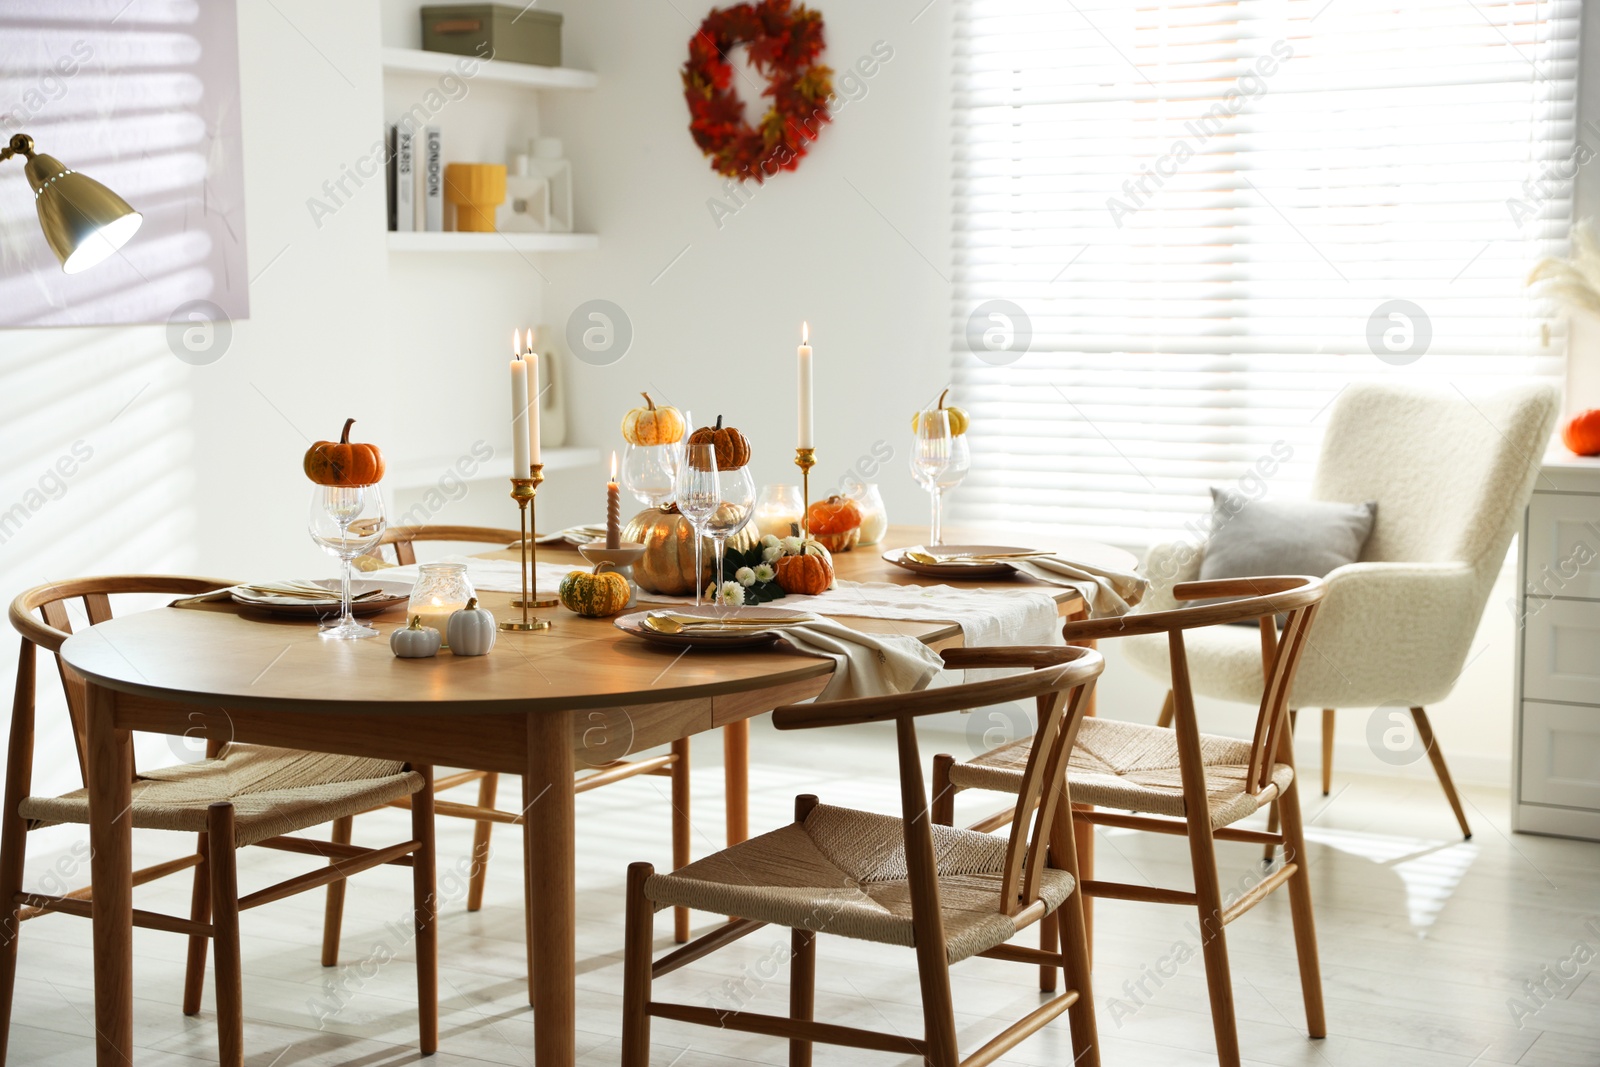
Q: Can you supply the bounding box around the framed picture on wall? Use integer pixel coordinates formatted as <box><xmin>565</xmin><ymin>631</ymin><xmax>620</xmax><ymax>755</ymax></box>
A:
<box><xmin>0</xmin><ymin>0</ymin><xmax>248</xmax><ymax>327</ymax></box>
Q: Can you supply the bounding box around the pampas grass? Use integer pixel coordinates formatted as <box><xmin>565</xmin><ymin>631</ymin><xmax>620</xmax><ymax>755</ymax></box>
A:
<box><xmin>1528</xmin><ymin>218</ymin><xmax>1600</xmax><ymax>315</ymax></box>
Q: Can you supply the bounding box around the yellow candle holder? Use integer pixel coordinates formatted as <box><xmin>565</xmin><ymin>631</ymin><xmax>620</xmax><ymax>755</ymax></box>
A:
<box><xmin>444</xmin><ymin>162</ymin><xmax>507</xmax><ymax>233</ymax></box>
<box><xmin>794</xmin><ymin>447</ymin><xmax>816</xmax><ymax>536</ymax></box>
<box><xmin>502</xmin><ymin>463</ymin><xmax>556</xmax><ymax>633</ymax></box>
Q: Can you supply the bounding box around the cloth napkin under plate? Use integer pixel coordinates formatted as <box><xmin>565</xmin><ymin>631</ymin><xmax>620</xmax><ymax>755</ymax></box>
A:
<box><xmin>773</xmin><ymin>616</ymin><xmax>943</xmax><ymax>702</ymax></box>
<box><xmin>1001</xmin><ymin>555</ymin><xmax>1148</xmax><ymax>617</ymax></box>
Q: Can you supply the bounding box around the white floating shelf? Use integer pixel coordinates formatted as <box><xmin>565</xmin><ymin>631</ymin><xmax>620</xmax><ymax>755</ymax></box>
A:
<box><xmin>387</xmin><ymin>231</ymin><xmax>598</xmax><ymax>253</ymax></box>
<box><xmin>387</xmin><ymin>447</ymin><xmax>601</xmax><ymax>490</ymax></box>
<box><xmin>381</xmin><ymin>47</ymin><xmax>598</xmax><ymax>90</ymax></box>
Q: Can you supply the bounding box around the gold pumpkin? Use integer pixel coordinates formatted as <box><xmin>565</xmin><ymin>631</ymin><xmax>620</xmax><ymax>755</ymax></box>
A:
<box><xmin>623</xmin><ymin>504</ymin><xmax>759</xmax><ymax>595</ymax></box>
<box><xmin>620</xmin><ymin>392</ymin><xmax>685</xmax><ymax>447</ymax></box>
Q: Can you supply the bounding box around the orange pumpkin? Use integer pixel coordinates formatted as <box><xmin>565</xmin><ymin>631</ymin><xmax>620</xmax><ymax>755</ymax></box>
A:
<box><xmin>304</xmin><ymin>418</ymin><xmax>385</xmax><ymax>487</ymax></box>
<box><xmin>621</xmin><ymin>392</ymin><xmax>685</xmax><ymax>447</ymax></box>
<box><xmin>806</xmin><ymin>494</ymin><xmax>862</xmax><ymax>553</ymax></box>
<box><xmin>687</xmin><ymin>415</ymin><xmax>751</xmax><ymax>471</ymax></box>
<box><xmin>775</xmin><ymin>541</ymin><xmax>834</xmax><ymax>595</ymax></box>
<box><xmin>1562</xmin><ymin>409</ymin><xmax>1600</xmax><ymax>456</ymax></box>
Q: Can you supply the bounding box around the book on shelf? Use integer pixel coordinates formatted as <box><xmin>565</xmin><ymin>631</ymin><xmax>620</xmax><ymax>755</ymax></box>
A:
<box><xmin>395</xmin><ymin>126</ymin><xmax>415</xmax><ymax>233</ymax></box>
<box><xmin>423</xmin><ymin>126</ymin><xmax>443</xmax><ymax>232</ymax></box>
<box><xmin>385</xmin><ymin>126</ymin><xmax>397</xmax><ymax>231</ymax></box>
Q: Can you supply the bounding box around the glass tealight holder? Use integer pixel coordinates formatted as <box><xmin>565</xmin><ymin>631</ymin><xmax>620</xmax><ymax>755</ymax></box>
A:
<box><xmin>849</xmin><ymin>483</ymin><xmax>889</xmax><ymax>546</ymax></box>
<box><xmin>407</xmin><ymin>563</ymin><xmax>474</xmax><ymax>648</ymax></box>
<box><xmin>753</xmin><ymin>484</ymin><xmax>804</xmax><ymax>539</ymax></box>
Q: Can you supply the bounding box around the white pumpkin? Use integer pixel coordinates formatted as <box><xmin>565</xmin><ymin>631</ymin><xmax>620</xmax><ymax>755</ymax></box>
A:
<box><xmin>390</xmin><ymin>616</ymin><xmax>442</xmax><ymax>659</ymax></box>
<box><xmin>446</xmin><ymin>597</ymin><xmax>497</xmax><ymax>656</ymax></box>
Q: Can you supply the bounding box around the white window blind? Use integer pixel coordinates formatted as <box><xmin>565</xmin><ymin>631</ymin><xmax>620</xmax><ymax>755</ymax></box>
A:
<box><xmin>950</xmin><ymin>0</ymin><xmax>1578</xmax><ymax>547</ymax></box>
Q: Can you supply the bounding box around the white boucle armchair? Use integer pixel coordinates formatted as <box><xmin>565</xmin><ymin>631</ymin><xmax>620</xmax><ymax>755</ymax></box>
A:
<box><xmin>1123</xmin><ymin>381</ymin><xmax>1559</xmax><ymax>838</ymax></box>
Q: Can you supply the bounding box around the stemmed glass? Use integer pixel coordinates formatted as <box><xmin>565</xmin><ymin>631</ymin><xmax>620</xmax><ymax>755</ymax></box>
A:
<box><xmin>911</xmin><ymin>407</ymin><xmax>953</xmax><ymax>545</ymax></box>
<box><xmin>307</xmin><ymin>484</ymin><xmax>388</xmax><ymax>639</ymax></box>
<box><xmin>705</xmin><ymin>465</ymin><xmax>756</xmax><ymax>599</ymax></box>
<box><xmin>621</xmin><ymin>441</ymin><xmax>679</xmax><ymax>507</ymax></box>
<box><xmin>675</xmin><ymin>442</ymin><xmax>719</xmax><ymax>608</ymax></box>
<box><xmin>934</xmin><ymin>432</ymin><xmax>971</xmax><ymax>537</ymax></box>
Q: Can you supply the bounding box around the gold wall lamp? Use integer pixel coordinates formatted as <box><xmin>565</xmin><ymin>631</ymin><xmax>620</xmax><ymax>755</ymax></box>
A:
<box><xmin>0</xmin><ymin>133</ymin><xmax>142</xmax><ymax>274</ymax></box>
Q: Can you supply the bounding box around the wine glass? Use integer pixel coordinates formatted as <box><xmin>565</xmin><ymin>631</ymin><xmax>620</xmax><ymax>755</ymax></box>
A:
<box><xmin>622</xmin><ymin>441</ymin><xmax>679</xmax><ymax>507</ymax></box>
<box><xmin>911</xmin><ymin>407</ymin><xmax>953</xmax><ymax>545</ymax></box>
<box><xmin>934</xmin><ymin>432</ymin><xmax>971</xmax><ymax>537</ymax></box>
<box><xmin>675</xmin><ymin>442</ymin><xmax>719</xmax><ymax>608</ymax></box>
<box><xmin>308</xmin><ymin>483</ymin><xmax>388</xmax><ymax>639</ymax></box>
<box><xmin>705</xmin><ymin>465</ymin><xmax>756</xmax><ymax>600</ymax></box>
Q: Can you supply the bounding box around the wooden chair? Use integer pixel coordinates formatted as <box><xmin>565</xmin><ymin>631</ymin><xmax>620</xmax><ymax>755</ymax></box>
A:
<box><xmin>334</xmin><ymin>522</ymin><xmax>694</xmax><ymax>985</ymax></box>
<box><xmin>622</xmin><ymin>645</ymin><xmax>1104</xmax><ymax>1067</ymax></box>
<box><xmin>932</xmin><ymin>576</ymin><xmax>1327</xmax><ymax>1067</ymax></box>
<box><xmin>0</xmin><ymin>577</ymin><xmax>438</xmax><ymax>1067</ymax></box>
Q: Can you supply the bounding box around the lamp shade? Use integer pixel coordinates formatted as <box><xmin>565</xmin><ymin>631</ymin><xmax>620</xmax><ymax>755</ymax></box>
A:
<box><xmin>23</xmin><ymin>152</ymin><xmax>142</xmax><ymax>275</ymax></box>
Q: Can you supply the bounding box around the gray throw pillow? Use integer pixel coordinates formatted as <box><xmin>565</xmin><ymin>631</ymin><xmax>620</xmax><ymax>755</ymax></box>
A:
<box><xmin>1197</xmin><ymin>488</ymin><xmax>1377</xmax><ymax>622</ymax></box>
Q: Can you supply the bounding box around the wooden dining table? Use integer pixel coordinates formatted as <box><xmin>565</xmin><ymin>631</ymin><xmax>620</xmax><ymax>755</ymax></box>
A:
<box><xmin>57</xmin><ymin>524</ymin><xmax>1135</xmax><ymax>1067</ymax></box>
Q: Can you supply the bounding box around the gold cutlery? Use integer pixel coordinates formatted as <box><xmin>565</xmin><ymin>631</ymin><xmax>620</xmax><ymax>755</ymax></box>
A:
<box><xmin>902</xmin><ymin>550</ymin><xmax>1053</xmax><ymax>565</ymax></box>
<box><xmin>643</xmin><ymin>614</ymin><xmax>815</xmax><ymax>635</ymax></box>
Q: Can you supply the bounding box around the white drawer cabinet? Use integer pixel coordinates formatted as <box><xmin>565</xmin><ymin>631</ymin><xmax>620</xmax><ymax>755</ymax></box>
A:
<box><xmin>1515</xmin><ymin>454</ymin><xmax>1600</xmax><ymax>840</ymax></box>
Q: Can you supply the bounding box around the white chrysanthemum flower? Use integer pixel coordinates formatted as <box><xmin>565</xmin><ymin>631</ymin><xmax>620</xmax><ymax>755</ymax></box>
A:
<box><xmin>780</xmin><ymin>535</ymin><xmax>804</xmax><ymax>556</ymax></box>
<box><xmin>717</xmin><ymin>581</ymin><xmax>745</xmax><ymax>606</ymax></box>
<box><xmin>753</xmin><ymin>563</ymin><xmax>775</xmax><ymax>583</ymax></box>
<box><xmin>762</xmin><ymin>544</ymin><xmax>783</xmax><ymax>563</ymax></box>
<box><xmin>735</xmin><ymin>566</ymin><xmax>756</xmax><ymax>587</ymax></box>
<box><xmin>761</xmin><ymin>534</ymin><xmax>781</xmax><ymax>549</ymax></box>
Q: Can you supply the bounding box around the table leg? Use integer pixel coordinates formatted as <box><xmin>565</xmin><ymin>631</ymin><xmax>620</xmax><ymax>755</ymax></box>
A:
<box><xmin>86</xmin><ymin>684</ymin><xmax>133</xmax><ymax>1067</ymax></box>
<box><xmin>526</xmin><ymin>711</ymin><xmax>575</xmax><ymax>1066</ymax></box>
<box><xmin>723</xmin><ymin>720</ymin><xmax>749</xmax><ymax>847</ymax></box>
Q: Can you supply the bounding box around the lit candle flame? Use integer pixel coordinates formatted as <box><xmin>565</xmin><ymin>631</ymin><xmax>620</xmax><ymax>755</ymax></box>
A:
<box><xmin>802</xmin><ymin>321</ymin><xmax>809</xmax><ymax>344</ymax></box>
<box><xmin>610</xmin><ymin>450</ymin><xmax>618</xmax><ymax>480</ymax></box>
<box><xmin>513</xmin><ymin>329</ymin><xmax>521</xmax><ymax>357</ymax></box>
<box><xmin>526</xmin><ymin>327</ymin><xmax>535</xmax><ymax>353</ymax></box>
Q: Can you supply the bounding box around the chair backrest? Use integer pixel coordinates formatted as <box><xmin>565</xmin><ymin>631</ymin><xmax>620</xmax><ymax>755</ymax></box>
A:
<box><xmin>8</xmin><ymin>575</ymin><xmax>234</xmax><ymax>785</ymax></box>
<box><xmin>374</xmin><ymin>524</ymin><xmax>522</xmax><ymax>566</ymax></box>
<box><xmin>772</xmin><ymin>646</ymin><xmax>1104</xmax><ymax>921</ymax></box>
<box><xmin>1313</xmin><ymin>382</ymin><xmax>1558</xmax><ymax>586</ymax></box>
<box><xmin>1063</xmin><ymin>575</ymin><xmax>1325</xmax><ymax>795</ymax></box>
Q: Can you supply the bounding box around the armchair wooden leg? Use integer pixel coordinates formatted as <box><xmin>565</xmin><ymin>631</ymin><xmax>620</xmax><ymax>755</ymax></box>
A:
<box><xmin>931</xmin><ymin>754</ymin><xmax>956</xmax><ymax>826</ymax></box>
<box><xmin>621</xmin><ymin>863</ymin><xmax>654</xmax><ymax>1067</ymax></box>
<box><xmin>1320</xmin><ymin>709</ymin><xmax>1335</xmax><ymax>795</ymax></box>
<box><xmin>206</xmin><ymin>804</ymin><xmax>243</xmax><ymax>1067</ymax></box>
<box><xmin>1277</xmin><ymin>771</ymin><xmax>1326</xmax><ymax>1038</ymax></box>
<box><xmin>319</xmin><ymin>815</ymin><xmax>352</xmax><ymax>967</ymax></box>
<box><xmin>789</xmin><ymin>929</ymin><xmax>816</xmax><ymax>1067</ymax></box>
<box><xmin>671</xmin><ymin>738</ymin><xmax>691</xmax><ymax>943</ymax></box>
<box><xmin>1411</xmin><ymin>708</ymin><xmax>1471</xmax><ymax>839</ymax></box>
<box><xmin>1187</xmin><ymin>810</ymin><xmax>1241</xmax><ymax>1067</ymax></box>
<box><xmin>411</xmin><ymin>767</ymin><xmax>439</xmax><ymax>1055</ymax></box>
<box><xmin>1155</xmin><ymin>689</ymin><xmax>1174</xmax><ymax>729</ymax></box>
<box><xmin>467</xmin><ymin>771</ymin><xmax>498</xmax><ymax>913</ymax></box>
<box><xmin>182</xmin><ymin>833</ymin><xmax>210</xmax><ymax>1015</ymax></box>
<box><xmin>1049</xmin><ymin>804</ymin><xmax>1100</xmax><ymax>1067</ymax></box>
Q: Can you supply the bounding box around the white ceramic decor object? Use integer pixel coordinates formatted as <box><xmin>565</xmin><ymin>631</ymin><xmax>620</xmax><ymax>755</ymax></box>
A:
<box><xmin>499</xmin><ymin>153</ymin><xmax>551</xmax><ymax>232</ymax></box>
<box><xmin>527</xmin><ymin>139</ymin><xmax>573</xmax><ymax>232</ymax></box>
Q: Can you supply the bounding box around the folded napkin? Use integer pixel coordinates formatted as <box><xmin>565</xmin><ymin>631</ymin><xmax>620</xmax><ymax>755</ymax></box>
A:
<box><xmin>534</xmin><ymin>524</ymin><xmax>607</xmax><ymax>545</ymax></box>
<box><xmin>775</xmin><ymin>617</ymin><xmax>943</xmax><ymax>702</ymax></box>
<box><xmin>1004</xmin><ymin>555</ymin><xmax>1147</xmax><ymax>617</ymax></box>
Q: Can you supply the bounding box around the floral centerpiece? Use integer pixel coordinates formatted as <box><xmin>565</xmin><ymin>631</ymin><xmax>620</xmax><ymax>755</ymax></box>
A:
<box><xmin>709</xmin><ymin>532</ymin><xmax>832</xmax><ymax>606</ymax></box>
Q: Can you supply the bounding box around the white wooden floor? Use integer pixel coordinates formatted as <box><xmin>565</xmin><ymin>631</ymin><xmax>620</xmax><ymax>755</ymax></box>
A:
<box><xmin>7</xmin><ymin>716</ymin><xmax>1599</xmax><ymax>1066</ymax></box>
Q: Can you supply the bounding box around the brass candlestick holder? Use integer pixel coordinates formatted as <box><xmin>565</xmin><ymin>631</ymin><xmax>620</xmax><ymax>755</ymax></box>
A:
<box><xmin>501</xmin><ymin>463</ymin><xmax>556</xmax><ymax>633</ymax></box>
<box><xmin>794</xmin><ymin>447</ymin><xmax>816</xmax><ymax>536</ymax></box>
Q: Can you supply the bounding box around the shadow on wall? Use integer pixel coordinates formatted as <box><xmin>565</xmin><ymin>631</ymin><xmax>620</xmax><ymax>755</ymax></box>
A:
<box><xmin>0</xmin><ymin>0</ymin><xmax>248</xmax><ymax>327</ymax></box>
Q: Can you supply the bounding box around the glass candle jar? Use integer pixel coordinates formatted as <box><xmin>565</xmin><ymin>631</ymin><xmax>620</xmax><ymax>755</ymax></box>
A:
<box><xmin>407</xmin><ymin>563</ymin><xmax>474</xmax><ymax>648</ymax></box>
<box><xmin>850</xmin><ymin>483</ymin><xmax>889</xmax><ymax>546</ymax></box>
<box><xmin>753</xmin><ymin>484</ymin><xmax>804</xmax><ymax>539</ymax></box>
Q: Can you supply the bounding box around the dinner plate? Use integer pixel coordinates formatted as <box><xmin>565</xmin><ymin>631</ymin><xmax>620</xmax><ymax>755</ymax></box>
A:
<box><xmin>882</xmin><ymin>544</ymin><xmax>1037</xmax><ymax>580</ymax></box>
<box><xmin>231</xmin><ymin>579</ymin><xmax>411</xmax><ymax>619</ymax></box>
<box><xmin>613</xmin><ymin>606</ymin><xmax>810</xmax><ymax>649</ymax></box>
